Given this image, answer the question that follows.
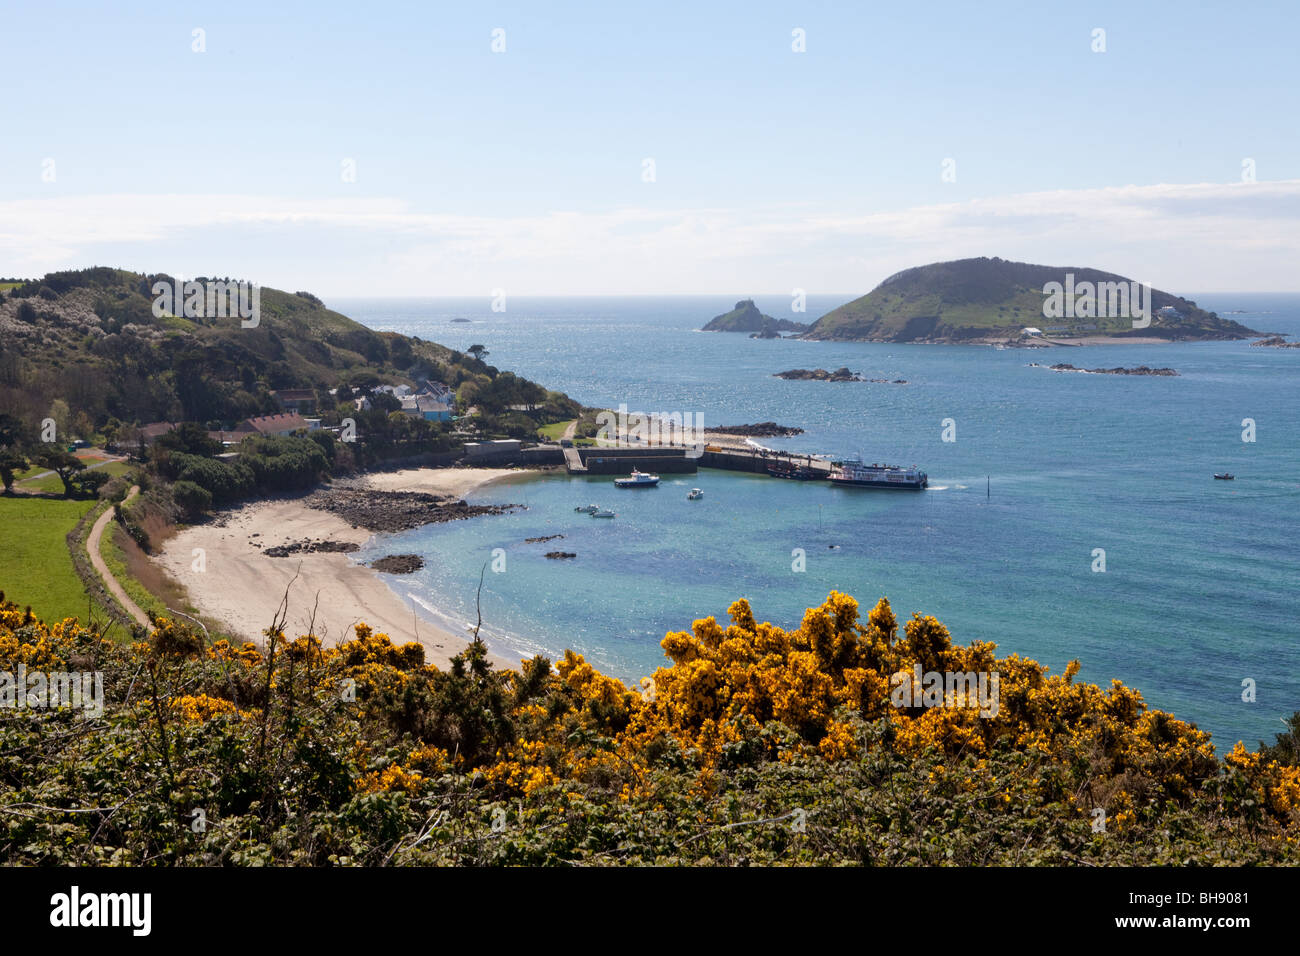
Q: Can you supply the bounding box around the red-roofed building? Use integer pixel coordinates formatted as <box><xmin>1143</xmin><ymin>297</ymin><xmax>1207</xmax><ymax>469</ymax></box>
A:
<box><xmin>242</xmin><ymin>413</ymin><xmax>310</xmax><ymax>436</ymax></box>
<box><xmin>208</xmin><ymin>427</ymin><xmax>256</xmax><ymax>446</ymax></box>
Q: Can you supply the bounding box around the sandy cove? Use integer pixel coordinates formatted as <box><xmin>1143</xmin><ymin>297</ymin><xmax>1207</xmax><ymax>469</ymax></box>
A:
<box><xmin>155</xmin><ymin>467</ymin><xmax>526</xmax><ymax>671</ymax></box>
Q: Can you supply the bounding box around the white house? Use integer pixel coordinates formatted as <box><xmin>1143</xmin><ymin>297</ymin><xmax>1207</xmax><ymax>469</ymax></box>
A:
<box><xmin>1021</xmin><ymin>327</ymin><xmax>1043</xmax><ymax>337</ymax></box>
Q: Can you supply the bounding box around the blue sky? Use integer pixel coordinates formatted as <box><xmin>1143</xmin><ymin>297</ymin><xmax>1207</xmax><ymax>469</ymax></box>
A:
<box><xmin>2</xmin><ymin>0</ymin><xmax>1298</xmax><ymax>294</ymax></box>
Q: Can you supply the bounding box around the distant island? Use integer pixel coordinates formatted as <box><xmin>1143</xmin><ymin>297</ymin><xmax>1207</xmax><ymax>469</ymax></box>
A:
<box><xmin>1252</xmin><ymin>335</ymin><xmax>1300</xmax><ymax>348</ymax></box>
<box><xmin>801</xmin><ymin>257</ymin><xmax>1261</xmax><ymax>344</ymax></box>
<box><xmin>702</xmin><ymin>299</ymin><xmax>810</xmax><ymax>335</ymax></box>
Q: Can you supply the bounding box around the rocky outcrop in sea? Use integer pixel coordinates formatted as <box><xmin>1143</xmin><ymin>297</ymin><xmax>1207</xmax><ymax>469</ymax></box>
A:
<box><xmin>711</xmin><ymin>422</ymin><xmax>805</xmax><ymax>437</ymax></box>
<box><xmin>370</xmin><ymin>554</ymin><xmax>425</xmax><ymax>573</ymax></box>
<box><xmin>1042</xmin><ymin>363</ymin><xmax>1179</xmax><ymax>376</ymax></box>
<box><xmin>774</xmin><ymin>367</ymin><xmax>862</xmax><ymax>382</ymax></box>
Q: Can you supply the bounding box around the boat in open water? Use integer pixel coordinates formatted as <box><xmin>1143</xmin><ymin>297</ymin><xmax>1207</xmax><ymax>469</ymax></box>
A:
<box><xmin>687</xmin><ymin>488</ymin><xmax>703</xmax><ymax>500</ymax></box>
<box><xmin>1214</xmin><ymin>473</ymin><xmax>1235</xmax><ymax>480</ymax></box>
<box><xmin>614</xmin><ymin>469</ymin><xmax>660</xmax><ymax>488</ymax></box>
<box><xmin>827</xmin><ymin>460</ymin><xmax>928</xmax><ymax>489</ymax></box>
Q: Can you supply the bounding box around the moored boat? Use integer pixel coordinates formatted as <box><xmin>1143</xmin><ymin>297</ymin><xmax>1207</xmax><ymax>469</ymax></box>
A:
<box><xmin>827</xmin><ymin>460</ymin><xmax>927</xmax><ymax>489</ymax></box>
<box><xmin>591</xmin><ymin>509</ymin><xmax>616</xmax><ymax>518</ymax></box>
<box><xmin>767</xmin><ymin>460</ymin><xmax>820</xmax><ymax>480</ymax></box>
<box><xmin>574</xmin><ymin>503</ymin><xmax>599</xmax><ymax>513</ymax></box>
<box><xmin>614</xmin><ymin>469</ymin><xmax>660</xmax><ymax>488</ymax></box>
<box><xmin>1213</xmin><ymin>473</ymin><xmax>1235</xmax><ymax>480</ymax></box>
<box><xmin>687</xmin><ymin>488</ymin><xmax>703</xmax><ymax>500</ymax></box>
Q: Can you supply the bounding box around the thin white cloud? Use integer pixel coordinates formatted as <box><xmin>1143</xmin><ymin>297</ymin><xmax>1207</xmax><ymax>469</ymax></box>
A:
<box><xmin>2</xmin><ymin>181</ymin><xmax>1297</xmax><ymax>293</ymax></box>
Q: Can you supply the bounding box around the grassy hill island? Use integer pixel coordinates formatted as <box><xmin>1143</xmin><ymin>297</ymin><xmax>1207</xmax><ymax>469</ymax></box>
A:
<box><xmin>800</xmin><ymin>257</ymin><xmax>1261</xmax><ymax>344</ymax></box>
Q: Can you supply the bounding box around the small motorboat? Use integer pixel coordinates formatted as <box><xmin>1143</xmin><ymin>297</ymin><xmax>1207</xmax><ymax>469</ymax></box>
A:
<box><xmin>614</xmin><ymin>469</ymin><xmax>660</xmax><ymax>488</ymax></box>
<box><xmin>1213</xmin><ymin>473</ymin><xmax>1235</xmax><ymax>480</ymax></box>
<box><xmin>687</xmin><ymin>488</ymin><xmax>703</xmax><ymax>500</ymax></box>
<box><xmin>591</xmin><ymin>509</ymin><xmax>616</xmax><ymax>518</ymax></box>
<box><xmin>574</xmin><ymin>504</ymin><xmax>599</xmax><ymax>513</ymax></box>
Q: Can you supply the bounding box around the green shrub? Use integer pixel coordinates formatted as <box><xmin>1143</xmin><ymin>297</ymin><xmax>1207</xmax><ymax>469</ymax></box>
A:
<box><xmin>172</xmin><ymin>479</ymin><xmax>213</xmax><ymax>517</ymax></box>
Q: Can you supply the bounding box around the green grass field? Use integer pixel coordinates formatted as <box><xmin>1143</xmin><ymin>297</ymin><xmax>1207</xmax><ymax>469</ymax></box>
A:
<box><xmin>537</xmin><ymin>419</ymin><xmax>575</xmax><ymax>440</ymax></box>
<box><xmin>0</xmin><ymin>496</ymin><xmax>96</xmax><ymax>622</ymax></box>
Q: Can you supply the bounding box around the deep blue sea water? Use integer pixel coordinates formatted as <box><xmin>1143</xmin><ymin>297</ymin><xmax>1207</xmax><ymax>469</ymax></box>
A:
<box><xmin>332</xmin><ymin>294</ymin><xmax>1300</xmax><ymax>751</ymax></box>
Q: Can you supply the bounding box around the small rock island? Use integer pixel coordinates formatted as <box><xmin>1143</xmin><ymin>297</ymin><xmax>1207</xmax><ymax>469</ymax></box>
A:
<box><xmin>702</xmin><ymin>299</ymin><xmax>810</xmax><ymax>336</ymax></box>
<box><xmin>1041</xmin><ymin>363</ymin><xmax>1179</xmax><ymax>377</ymax></box>
<box><xmin>773</xmin><ymin>368</ymin><xmax>907</xmax><ymax>384</ymax></box>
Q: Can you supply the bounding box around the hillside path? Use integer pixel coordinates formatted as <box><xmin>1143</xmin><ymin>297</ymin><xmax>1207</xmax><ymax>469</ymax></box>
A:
<box><xmin>86</xmin><ymin>485</ymin><xmax>150</xmax><ymax>629</ymax></box>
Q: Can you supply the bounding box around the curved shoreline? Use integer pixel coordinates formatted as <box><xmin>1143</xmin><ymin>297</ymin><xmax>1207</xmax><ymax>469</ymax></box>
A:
<box><xmin>154</xmin><ymin>467</ymin><xmax>529</xmax><ymax>671</ymax></box>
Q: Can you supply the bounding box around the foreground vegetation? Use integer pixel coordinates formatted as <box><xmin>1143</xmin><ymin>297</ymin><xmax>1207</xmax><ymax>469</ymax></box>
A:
<box><xmin>1</xmin><ymin>590</ymin><xmax>1296</xmax><ymax>865</ymax></box>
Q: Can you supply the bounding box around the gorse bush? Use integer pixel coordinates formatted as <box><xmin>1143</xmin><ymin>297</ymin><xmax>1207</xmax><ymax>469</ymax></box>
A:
<box><xmin>1</xmin><ymin>591</ymin><xmax>1296</xmax><ymax>865</ymax></box>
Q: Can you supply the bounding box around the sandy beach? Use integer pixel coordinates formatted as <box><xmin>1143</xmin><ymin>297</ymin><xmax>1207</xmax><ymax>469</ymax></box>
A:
<box><xmin>356</xmin><ymin>465</ymin><xmax>529</xmax><ymax>496</ymax></box>
<box><xmin>154</xmin><ymin>467</ymin><xmax>525</xmax><ymax>670</ymax></box>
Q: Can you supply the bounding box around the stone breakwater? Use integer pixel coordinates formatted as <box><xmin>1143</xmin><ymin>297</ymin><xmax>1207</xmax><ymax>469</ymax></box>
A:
<box><xmin>306</xmin><ymin>488</ymin><xmax>524</xmax><ymax>533</ymax></box>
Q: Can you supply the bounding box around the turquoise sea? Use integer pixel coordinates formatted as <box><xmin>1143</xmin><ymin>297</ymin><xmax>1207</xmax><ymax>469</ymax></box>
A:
<box><xmin>332</xmin><ymin>294</ymin><xmax>1300</xmax><ymax>750</ymax></box>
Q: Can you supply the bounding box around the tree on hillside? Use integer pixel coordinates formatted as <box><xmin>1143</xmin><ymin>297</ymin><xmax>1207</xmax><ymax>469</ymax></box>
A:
<box><xmin>157</xmin><ymin>421</ymin><xmax>220</xmax><ymax>457</ymax></box>
<box><xmin>47</xmin><ymin>399</ymin><xmax>71</xmax><ymax>442</ymax></box>
<box><xmin>0</xmin><ymin>413</ymin><xmax>33</xmax><ymax>493</ymax></box>
<box><xmin>369</xmin><ymin>391</ymin><xmax>401</xmax><ymax>414</ymax></box>
<box><xmin>0</xmin><ymin>447</ymin><xmax>28</xmax><ymax>494</ymax></box>
<box><xmin>32</xmin><ymin>447</ymin><xmax>86</xmax><ymax>497</ymax></box>
<box><xmin>467</xmin><ymin>344</ymin><xmax>489</xmax><ymax>363</ymax></box>
<box><xmin>71</xmin><ymin>470</ymin><xmax>110</xmax><ymax>498</ymax></box>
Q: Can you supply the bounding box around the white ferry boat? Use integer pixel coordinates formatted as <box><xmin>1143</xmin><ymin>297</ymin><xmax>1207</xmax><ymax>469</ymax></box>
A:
<box><xmin>827</xmin><ymin>460</ymin><xmax>928</xmax><ymax>490</ymax></box>
<box><xmin>614</xmin><ymin>469</ymin><xmax>660</xmax><ymax>488</ymax></box>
